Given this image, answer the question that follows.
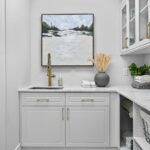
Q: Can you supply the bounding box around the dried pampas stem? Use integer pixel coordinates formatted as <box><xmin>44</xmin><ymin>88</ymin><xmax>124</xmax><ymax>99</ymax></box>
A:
<box><xmin>89</xmin><ymin>53</ymin><xmax>111</xmax><ymax>72</ymax></box>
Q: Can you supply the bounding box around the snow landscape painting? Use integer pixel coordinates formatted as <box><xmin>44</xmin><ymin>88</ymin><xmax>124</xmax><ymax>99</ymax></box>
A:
<box><xmin>41</xmin><ymin>14</ymin><xmax>94</xmax><ymax>66</ymax></box>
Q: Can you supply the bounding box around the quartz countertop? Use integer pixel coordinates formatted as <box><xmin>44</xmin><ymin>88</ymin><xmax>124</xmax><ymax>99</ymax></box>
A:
<box><xmin>118</xmin><ymin>89</ymin><xmax>150</xmax><ymax>111</ymax></box>
<box><xmin>19</xmin><ymin>85</ymin><xmax>118</xmax><ymax>93</ymax></box>
<box><xmin>19</xmin><ymin>85</ymin><xmax>150</xmax><ymax>111</ymax></box>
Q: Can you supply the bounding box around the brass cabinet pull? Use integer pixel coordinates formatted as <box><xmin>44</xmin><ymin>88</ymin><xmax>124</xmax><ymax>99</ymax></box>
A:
<box><xmin>125</xmin><ymin>37</ymin><xmax>128</xmax><ymax>48</ymax></box>
<box><xmin>147</xmin><ymin>22</ymin><xmax>150</xmax><ymax>39</ymax></box>
<box><xmin>62</xmin><ymin>108</ymin><xmax>64</xmax><ymax>120</ymax></box>
<box><xmin>67</xmin><ymin>108</ymin><xmax>70</xmax><ymax>120</ymax></box>
<box><xmin>81</xmin><ymin>99</ymin><xmax>94</xmax><ymax>102</ymax></box>
<box><xmin>36</xmin><ymin>99</ymin><xmax>49</xmax><ymax>102</ymax></box>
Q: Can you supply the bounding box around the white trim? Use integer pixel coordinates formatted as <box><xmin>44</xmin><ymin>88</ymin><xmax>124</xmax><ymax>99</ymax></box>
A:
<box><xmin>21</xmin><ymin>148</ymin><xmax>118</xmax><ymax>150</ymax></box>
<box><xmin>14</xmin><ymin>144</ymin><xmax>21</xmax><ymax>150</ymax></box>
<box><xmin>121</xmin><ymin>40</ymin><xmax>150</xmax><ymax>55</ymax></box>
<box><xmin>0</xmin><ymin>0</ymin><xmax>6</xmax><ymax>149</ymax></box>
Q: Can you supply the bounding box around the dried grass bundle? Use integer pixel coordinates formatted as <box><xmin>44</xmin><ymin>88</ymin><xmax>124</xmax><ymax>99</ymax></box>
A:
<box><xmin>89</xmin><ymin>53</ymin><xmax>111</xmax><ymax>72</ymax></box>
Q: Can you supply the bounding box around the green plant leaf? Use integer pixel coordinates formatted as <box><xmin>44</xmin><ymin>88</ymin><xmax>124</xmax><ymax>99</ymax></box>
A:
<box><xmin>128</xmin><ymin>63</ymin><xmax>150</xmax><ymax>76</ymax></box>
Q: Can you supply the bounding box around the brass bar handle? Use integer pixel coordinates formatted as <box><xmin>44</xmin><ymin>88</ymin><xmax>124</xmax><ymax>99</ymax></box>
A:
<box><xmin>36</xmin><ymin>99</ymin><xmax>49</xmax><ymax>102</ymax></box>
<box><xmin>125</xmin><ymin>37</ymin><xmax>128</xmax><ymax>48</ymax></box>
<box><xmin>62</xmin><ymin>108</ymin><xmax>64</xmax><ymax>120</ymax></box>
<box><xmin>147</xmin><ymin>22</ymin><xmax>150</xmax><ymax>39</ymax></box>
<box><xmin>81</xmin><ymin>99</ymin><xmax>94</xmax><ymax>102</ymax></box>
<box><xmin>67</xmin><ymin>108</ymin><xmax>70</xmax><ymax>120</ymax></box>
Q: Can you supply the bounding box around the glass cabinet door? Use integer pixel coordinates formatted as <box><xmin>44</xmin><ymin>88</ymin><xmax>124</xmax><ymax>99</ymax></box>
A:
<box><xmin>139</xmin><ymin>0</ymin><xmax>149</xmax><ymax>41</ymax></box>
<box><xmin>129</xmin><ymin>0</ymin><xmax>135</xmax><ymax>46</ymax></box>
<box><xmin>122</xmin><ymin>5</ymin><xmax>128</xmax><ymax>49</ymax></box>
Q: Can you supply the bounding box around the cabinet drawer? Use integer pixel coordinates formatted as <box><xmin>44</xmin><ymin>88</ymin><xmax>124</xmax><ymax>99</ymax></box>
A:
<box><xmin>21</xmin><ymin>93</ymin><xmax>65</xmax><ymax>106</ymax></box>
<box><xmin>66</xmin><ymin>93</ymin><xmax>109</xmax><ymax>106</ymax></box>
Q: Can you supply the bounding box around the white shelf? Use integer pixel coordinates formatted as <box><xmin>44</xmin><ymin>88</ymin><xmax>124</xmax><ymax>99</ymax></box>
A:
<box><xmin>134</xmin><ymin>137</ymin><xmax>150</xmax><ymax>150</ymax></box>
<box><xmin>130</xmin><ymin>16</ymin><xmax>135</xmax><ymax>23</ymax></box>
<box><xmin>121</xmin><ymin>39</ymin><xmax>150</xmax><ymax>55</ymax></box>
<box><xmin>140</xmin><ymin>5</ymin><xmax>148</xmax><ymax>14</ymax></box>
<box><xmin>120</xmin><ymin>146</ymin><xmax>130</xmax><ymax>150</ymax></box>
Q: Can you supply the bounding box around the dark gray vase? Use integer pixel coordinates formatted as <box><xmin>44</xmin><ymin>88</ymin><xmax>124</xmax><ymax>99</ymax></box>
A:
<box><xmin>94</xmin><ymin>72</ymin><xmax>110</xmax><ymax>87</ymax></box>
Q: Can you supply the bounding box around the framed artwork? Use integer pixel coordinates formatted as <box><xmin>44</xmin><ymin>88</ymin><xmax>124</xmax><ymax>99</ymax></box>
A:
<box><xmin>41</xmin><ymin>14</ymin><xmax>94</xmax><ymax>66</ymax></box>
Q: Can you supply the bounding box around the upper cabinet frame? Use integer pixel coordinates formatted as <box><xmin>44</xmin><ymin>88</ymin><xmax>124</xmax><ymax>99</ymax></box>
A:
<box><xmin>121</xmin><ymin>0</ymin><xmax>150</xmax><ymax>55</ymax></box>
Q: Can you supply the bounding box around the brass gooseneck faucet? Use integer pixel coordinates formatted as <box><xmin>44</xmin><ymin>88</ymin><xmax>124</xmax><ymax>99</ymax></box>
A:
<box><xmin>47</xmin><ymin>53</ymin><xmax>55</xmax><ymax>86</ymax></box>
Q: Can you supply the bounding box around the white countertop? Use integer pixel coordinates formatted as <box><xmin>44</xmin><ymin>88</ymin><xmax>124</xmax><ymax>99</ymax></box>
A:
<box><xmin>19</xmin><ymin>85</ymin><xmax>118</xmax><ymax>93</ymax></box>
<box><xmin>19</xmin><ymin>85</ymin><xmax>150</xmax><ymax>111</ymax></box>
<box><xmin>119</xmin><ymin>89</ymin><xmax>150</xmax><ymax>111</ymax></box>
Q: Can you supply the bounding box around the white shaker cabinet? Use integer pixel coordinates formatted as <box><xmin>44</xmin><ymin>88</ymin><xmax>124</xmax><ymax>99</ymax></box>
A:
<box><xmin>20</xmin><ymin>93</ymin><xmax>65</xmax><ymax>147</ymax></box>
<box><xmin>66</xmin><ymin>106</ymin><xmax>109</xmax><ymax>147</ymax></box>
<box><xmin>66</xmin><ymin>93</ymin><xmax>110</xmax><ymax>147</ymax></box>
<box><xmin>22</xmin><ymin>107</ymin><xmax>65</xmax><ymax>147</ymax></box>
<box><xmin>19</xmin><ymin>91</ymin><xmax>119</xmax><ymax>149</ymax></box>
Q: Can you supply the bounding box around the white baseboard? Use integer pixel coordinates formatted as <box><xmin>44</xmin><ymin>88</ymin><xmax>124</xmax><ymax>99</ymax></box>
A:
<box><xmin>14</xmin><ymin>144</ymin><xmax>21</xmax><ymax>150</ymax></box>
<box><xmin>22</xmin><ymin>148</ymin><xmax>118</xmax><ymax>150</ymax></box>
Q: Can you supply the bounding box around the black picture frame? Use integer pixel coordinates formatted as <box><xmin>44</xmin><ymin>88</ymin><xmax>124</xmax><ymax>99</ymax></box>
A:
<box><xmin>41</xmin><ymin>13</ymin><xmax>94</xmax><ymax>67</ymax></box>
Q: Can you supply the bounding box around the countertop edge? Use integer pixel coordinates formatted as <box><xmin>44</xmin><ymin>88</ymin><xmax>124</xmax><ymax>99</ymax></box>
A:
<box><xmin>18</xmin><ymin>85</ymin><xmax>150</xmax><ymax>111</ymax></box>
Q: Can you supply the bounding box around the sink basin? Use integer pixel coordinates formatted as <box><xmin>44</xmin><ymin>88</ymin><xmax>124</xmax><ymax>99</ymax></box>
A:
<box><xmin>29</xmin><ymin>86</ymin><xmax>64</xmax><ymax>90</ymax></box>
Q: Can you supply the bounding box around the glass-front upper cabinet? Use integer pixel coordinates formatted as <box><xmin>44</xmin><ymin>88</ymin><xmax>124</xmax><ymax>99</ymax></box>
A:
<box><xmin>122</xmin><ymin>0</ymin><xmax>136</xmax><ymax>49</ymax></box>
<box><xmin>139</xmin><ymin>0</ymin><xmax>149</xmax><ymax>41</ymax></box>
<box><xmin>129</xmin><ymin>0</ymin><xmax>135</xmax><ymax>46</ymax></box>
<box><xmin>121</xmin><ymin>0</ymin><xmax>150</xmax><ymax>54</ymax></box>
<box><xmin>122</xmin><ymin>1</ymin><xmax>128</xmax><ymax>49</ymax></box>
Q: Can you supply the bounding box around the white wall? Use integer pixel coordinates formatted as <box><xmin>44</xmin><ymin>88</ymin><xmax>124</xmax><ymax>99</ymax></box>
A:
<box><xmin>30</xmin><ymin>0</ymin><xmax>144</xmax><ymax>86</ymax></box>
<box><xmin>5</xmin><ymin>0</ymin><xmax>30</xmax><ymax>149</ymax></box>
<box><xmin>0</xmin><ymin>0</ymin><xmax>6</xmax><ymax>149</ymax></box>
<box><xmin>144</xmin><ymin>54</ymin><xmax>150</xmax><ymax>64</ymax></box>
<box><xmin>1</xmin><ymin>1</ymin><xmax>148</xmax><ymax>150</ymax></box>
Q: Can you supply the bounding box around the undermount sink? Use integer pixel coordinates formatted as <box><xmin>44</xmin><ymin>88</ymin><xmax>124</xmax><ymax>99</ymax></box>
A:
<box><xmin>29</xmin><ymin>86</ymin><xmax>64</xmax><ymax>90</ymax></box>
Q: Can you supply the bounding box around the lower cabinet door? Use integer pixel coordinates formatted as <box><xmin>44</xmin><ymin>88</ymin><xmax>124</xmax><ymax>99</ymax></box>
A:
<box><xmin>66</xmin><ymin>106</ymin><xmax>109</xmax><ymax>147</ymax></box>
<box><xmin>21</xmin><ymin>107</ymin><xmax>65</xmax><ymax>147</ymax></box>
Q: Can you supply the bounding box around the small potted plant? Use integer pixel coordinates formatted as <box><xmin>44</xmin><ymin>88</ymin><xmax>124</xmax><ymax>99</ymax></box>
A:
<box><xmin>128</xmin><ymin>63</ymin><xmax>150</xmax><ymax>77</ymax></box>
<box><xmin>89</xmin><ymin>53</ymin><xmax>111</xmax><ymax>87</ymax></box>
